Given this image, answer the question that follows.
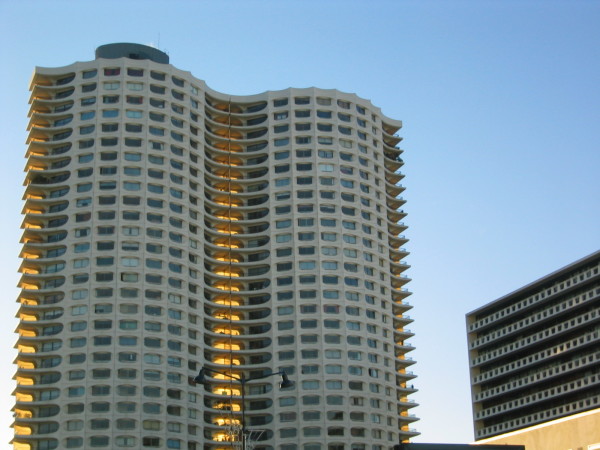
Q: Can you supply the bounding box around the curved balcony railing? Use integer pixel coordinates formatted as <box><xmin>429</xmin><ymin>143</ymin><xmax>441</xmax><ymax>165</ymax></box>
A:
<box><xmin>386</xmin><ymin>183</ymin><xmax>405</xmax><ymax>198</ymax></box>
<box><xmin>388</xmin><ymin>234</ymin><xmax>409</xmax><ymax>250</ymax></box>
<box><xmin>18</xmin><ymin>307</ymin><xmax>64</xmax><ymax>323</ymax></box>
<box><xmin>18</xmin><ymin>292</ymin><xmax>64</xmax><ymax>308</ymax></box>
<box><xmin>26</xmin><ymin>171</ymin><xmax>70</xmax><ymax>187</ymax></box>
<box><xmin>203</xmin><ymin>250</ymin><xmax>270</xmax><ymax>266</ymax></box>
<box><xmin>204</xmin><ymin>98</ymin><xmax>268</xmax><ymax>115</ymax></box>
<box><xmin>386</xmin><ymin>193</ymin><xmax>406</xmax><ymax>210</ymax></box>
<box><xmin>387</xmin><ymin>219</ymin><xmax>407</xmax><ymax>233</ymax></box>
<box><xmin>205</xmin><ymin>207</ymin><xmax>269</xmax><ymax>223</ymax></box>
<box><xmin>206</xmin><ymin>140</ymin><xmax>269</xmax><ymax>155</ymax></box>
<box><xmin>205</xmin><ymin>165</ymin><xmax>268</xmax><ymax>181</ymax></box>
<box><xmin>23</xmin><ymin>201</ymin><xmax>69</xmax><ymax>216</ymax></box>
<box><xmin>204</xmin><ymin>322</ymin><xmax>272</xmax><ymax>337</ymax></box>
<box><xmin>30</xmin><ymin>72</ymin><xmax>75</xmax><ymax>88</ymax></box>
<box><xmin>204</xmin><ymin>151</ymin><xmax>269</xmax><ymax>169</ymax></box>
<box><xmin>205</xmin><ymin>192</ymin><xmax>269</xmax><ymax>207</ymax></box>
<box><xmin>204</xmin><ymin>263</ymin><xmax>270</xmax><ymax>278</ymax></box>
<box><xmin>204</xmin><ymin>236</ymin><xmax>270</xmax><ymax>251</ymax></box>
<box><xmin>203</xmin><ymin>337</ymin><xmax>272</xmax><ymax>351</ymax></box>
<box><xmin>16</xmin><ymin>354</ymin><xmax>62</xmax><ymax>371</ymax></box>
<box><xmin>23</xmin><ymin>216</ymin><xmax>68</xmax><ymax>231</ymax></box>
<box><xmin>206</xmin><ymin>113</ymin><xmax>268</xmax><ymax>128</ymax></box>
<box><xmin>205</xmin><ymin>306</ymin><xmax>272</xmax><ymax>321</ymax></box>
<box><xmin>27</xmin><ymin>143</ymin><xmax>72</xmax><ymax>159</ymax></box>
<box><xmin>204</xmin><ymin>180</ymin><xmax>269</xmax><ymax>195</ymax></box>
<box><xmin>387</xmin><ymin>206</ymin><xmax>407</xmax><ymax>223</ymax></box>
<box><xmin>203</xmin><ymin>293</ymin><xmax>271</xmax><ymax>307</ymax></box>
<box><xmin>205</xmin><ymin>125</ymin><xmax>269</xmax><ymax>141</ymax></box>
<box><xmin>15</xmin><ymin>371</ymin><xmax>62</xmax><ymax>387</ymax></box>
<box><xmin>204</xmin><ymin>278</ymin><xmax>271</xmax><ymax>293</ymax></box>
<box><xmin>16</xmin><ymin>338</ymin><xmax>62</xmax><ymax>355</ymax></box>
<box><xmin>384</xmin><ymin>165</ymin><xmax>405</xmax><ymax>184</ymax></box>
<box><xmin>17</xmin><ymin>322</ymin><xmax>64</xmax><ymax>339</ymax></box>
<box><xmin>206</xmin><ymin>352</ymin><xmax>273</xmax><ymax>368</ymax></box>
<box><xmin>203</xmin><ymin>222</ymin><xmax>270</xmax><ymax>240</ymax></box>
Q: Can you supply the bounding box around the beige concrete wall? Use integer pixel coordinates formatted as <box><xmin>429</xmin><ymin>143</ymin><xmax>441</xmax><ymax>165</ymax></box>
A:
<box><xmin>473</xmin><ymin>409</ymin><xmax>600</xmax><ymax>450</ymax></box>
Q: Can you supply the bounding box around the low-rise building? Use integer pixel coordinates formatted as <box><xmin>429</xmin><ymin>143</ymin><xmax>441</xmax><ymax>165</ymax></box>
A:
<box><xmin>466</xmin><ymin>250</ymin><xmax>600</xmax><ymax>450</ymax></box>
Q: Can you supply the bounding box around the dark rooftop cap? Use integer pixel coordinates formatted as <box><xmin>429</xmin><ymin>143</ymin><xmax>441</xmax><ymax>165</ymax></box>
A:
<box><xmin>95</xmin><ymin>43</ymin><xmax>169</xmax><ymax>64</ymax></box>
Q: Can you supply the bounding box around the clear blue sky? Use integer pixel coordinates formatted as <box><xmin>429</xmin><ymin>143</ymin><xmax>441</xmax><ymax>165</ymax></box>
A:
<box><xmin>1</xmin><ymin>0</ymin><xmax>598</xmax><ymax>446</ymax></box>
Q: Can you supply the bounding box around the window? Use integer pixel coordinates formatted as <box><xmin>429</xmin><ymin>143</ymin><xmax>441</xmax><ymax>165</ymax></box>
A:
<box><xmin>318</xmin><ymin>218</ymin><xmax>335</xmax><ymax>228</ymax></box>
<box><xmin>321</xmin><ymin>232</ymin><xmax>337</xmax><ymax>242</ymax></box>
<box><xmin>71</xmin><ymin>305</ymin><xmax>87</xmax><ymax>316</ymax></box>
<box><xmin>104</xmin><ymin>67</ymin><xmax>120</xmax><ymax>76</ymax></box>
<box><xmin>295</xmin><ymin>123</ymin><xmax>311</xmax><ymax>131</ymax></box>
<box><xmin>280</xmin><ymin>428</ymin><xmax>297</xmax><ymax>439</ymax></box>
<box><xmin>298</xmin><ymin>218</ymin><xmax>314</xmax><ymax>227</ymax></box>
<box><xmin>104</xmin><ymin>81</ymin><xmax>120</xmax><ymax>90</ymax></box>
<box><xmin>346</xmin><ymin>318</ymin><xmax>365</xmax><ymax>332</ymax></box>
<box><xmin>72</xmin><ymin>290</ymin><xmax>88</xmax><ymax>304</ymax></box>
<box><xmin>302</xmin><ymin>396</ymin><xmax>320</xmax><ymax>405</ymax></box>
<box><xmin>302</xmin><ymin>380</ymin><xmax>320</xmax><ymax>390</ymax></box>
<box><xmin>126</xmin><ymin>95</ymin><xmax>143</xmax><ymax>104</ymax></box>
<box><xmin>276</xmin><ymin>234</ymin><xmax>291</xmax><ymax>243</ymax></box>
<box><xmin>73</xmin><ymin>273</ymin><xmax>89</xmax><ymax>284</ymax></box>
<box><xmin>324</xmin><ymin>319</ymin><xmax>340</xmax><ymax>329</ymax></box>
<box><xmin>80</xmin><ymin>111</ymin><xmax>95</xmax><ymax>121</ymax></box>
<box><xmin>127</xmin><ymin>82</ymin><xmax>143</xmax><ymax>91</ymax></box>
<box><xmin>80</xmin><ymin>97</ymin><xmax>96</xmax><ymax>107</ymax></box>
<box><xmin>276</xmin><ymin>220</ymin><xmax>291</xmax><ymax>229</ymax></box>
<box><xmin>148</xmin><ymin>98</ymin><xmax>165</xmax><ymax>110</ymax></box>
<box><xmin>326</xmin><ymin>380</ymin><xmax>343</xmax><ymax>390</ymax></box>
<box><xmin>124</xmin><ymin>166</ymin><xmax>141</xmax><ymax>176</ymax></box>
<box><xmin>277</xmin><ymin>262</ymin><xmax>292</xmax><ymax>272</ymax></box>
<box><xmin>346</xmin><ymin>334</ymin><xmax>363</xmax><ymax>346</ymax></box>
<box><xmin>103</xmin><ymin>95</ymin><xmax>119</xmax><ymax>104</ymax></box>
<box><xmin>299</xmin><ymin>261</ymin><xmax>315</xmax><ymax>270</ymax></box>
<box><xmin>80</xmin><ymin>125</ymin><xmax>95</xmax><ymax>135</ymax></box>
<box><xmin>297</xmin><ymin>176</ymin><xmax>313</xmax><ymax>185</ymax></box>
<box><xmin>340</xmin><ymin>166</ymin><xmax>354</xmax><ymax>176</ymax></box>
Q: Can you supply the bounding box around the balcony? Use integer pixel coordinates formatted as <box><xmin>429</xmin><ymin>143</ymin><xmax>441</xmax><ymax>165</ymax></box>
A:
<box><xmin>205</xmin><ymin>165</ymin><xmax>269</xmax><ymax>181</ymax></box>
<box><xmin>205</xmin><ymin>99</ymin><xmax>267</xmax><ymax>115</ymax></box>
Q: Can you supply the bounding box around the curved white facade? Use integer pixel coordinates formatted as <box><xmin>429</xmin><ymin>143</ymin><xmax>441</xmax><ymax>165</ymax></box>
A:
<box><xmin>13</xmin><ymin>44</ymin><xmax>417</xmax><ymax>450</ymax></box>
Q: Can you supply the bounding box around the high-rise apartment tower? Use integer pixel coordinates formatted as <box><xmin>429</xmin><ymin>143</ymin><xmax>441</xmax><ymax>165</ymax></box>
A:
<box><xmin>13</xmin><ymin>43</ymin><xmax>417</xmax><ymax>450</ymax></box>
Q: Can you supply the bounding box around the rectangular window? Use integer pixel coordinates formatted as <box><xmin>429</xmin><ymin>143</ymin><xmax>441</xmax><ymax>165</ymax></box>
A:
<box><xmin>104</xmin><ymin>81</ymin><xmax>120</xmax><ymax>90</ymax></box>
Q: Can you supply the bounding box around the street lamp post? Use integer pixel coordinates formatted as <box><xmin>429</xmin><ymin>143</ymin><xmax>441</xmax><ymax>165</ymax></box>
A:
<box><xmin>194</xmin><ymin>367</ymin><xmax>293</xmax><ymax>450</ymax></box>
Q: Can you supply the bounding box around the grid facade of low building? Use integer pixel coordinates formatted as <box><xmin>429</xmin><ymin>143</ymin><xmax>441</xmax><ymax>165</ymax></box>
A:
<box><xmin>466</xmin><ymin>250</ymin><xmax>600</xmax><ymax>440</ymax></box>
<box><xmin>13</xmin><ymin>43</ymin><xmax>417</xmax><ymax>450</ymax></box>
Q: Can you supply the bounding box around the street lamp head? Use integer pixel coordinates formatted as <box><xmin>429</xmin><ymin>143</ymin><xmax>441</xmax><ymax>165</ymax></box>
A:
<box><xmin>279</xmin><ymin>371</ymin><xmax>293</xmax><ymax>389</ymax></box>
<box><xmin>193</xmin><ymin>368</ymin><xmax>207</xmax><ymax>385</ymax></box>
